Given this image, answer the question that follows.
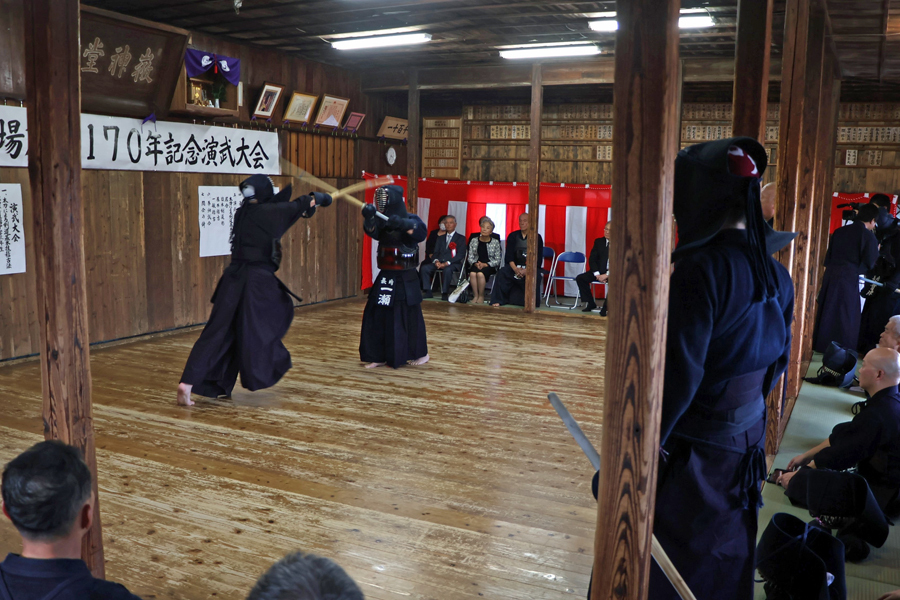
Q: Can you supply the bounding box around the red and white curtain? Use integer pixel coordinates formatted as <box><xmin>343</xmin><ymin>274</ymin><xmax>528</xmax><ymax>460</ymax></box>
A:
<box><xmin>360</xmin><ymin>174</ymin><xmax>612</xmax><ymax>297</ymax></box>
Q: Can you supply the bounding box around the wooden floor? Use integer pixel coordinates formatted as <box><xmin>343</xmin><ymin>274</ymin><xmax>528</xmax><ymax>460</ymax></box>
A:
<box><xmin>0</xmin><ymin>299</ymin><xmax>606</xmax><ymax>600</ymax></box>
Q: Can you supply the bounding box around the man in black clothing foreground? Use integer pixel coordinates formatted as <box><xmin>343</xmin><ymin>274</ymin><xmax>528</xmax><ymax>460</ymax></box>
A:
<box><xmin>490</xmin><ymin>212</ymin><xmax>544</xmax><ymax>308</ymax></box>
<box><xmin>1</xmin><ymin>441</ymin><xmax>141</xmax><ymax>600</ymax></box>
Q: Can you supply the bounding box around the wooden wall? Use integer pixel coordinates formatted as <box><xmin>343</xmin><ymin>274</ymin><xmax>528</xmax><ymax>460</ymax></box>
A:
<box><xmin>426</xmin><ymin>99</ymin><xmax>900</xmax><ymax>195</ymax></box>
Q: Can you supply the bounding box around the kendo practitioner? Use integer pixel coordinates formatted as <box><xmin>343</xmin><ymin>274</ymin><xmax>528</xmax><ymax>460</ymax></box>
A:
<box><xmin>648</xmin><ymin>138</ymin><xmax>795</xmax><ymax>600</ymax></box>
<box><xmin>176</xmin><ymin>175</ymin><xmax>331</xmax><ymax>406</ymax></box>
<box><xmin>812</xmin><ymin>203</ymin><xmax>879</xmax><ymax>353</ymax></box>
<box><xmin>359</xmin><ymin>184</ymin><xmax>430</xmax><ymax>369</ymax></box>
<box><xmin>858</xmin><ymin>194</ymin><xmax>900</xmax><ymax>354</ymax></box>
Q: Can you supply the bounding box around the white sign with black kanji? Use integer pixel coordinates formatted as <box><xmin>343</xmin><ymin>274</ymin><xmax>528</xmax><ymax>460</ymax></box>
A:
<box><xmin>0</xmin><ymin>184</ymin><xmax>26</xmax><ymax>275</ymax></box>
<box><xmin>198</xmin><ymin>185</ymin><xmax>279</xmax><ymax>258</ymax></box>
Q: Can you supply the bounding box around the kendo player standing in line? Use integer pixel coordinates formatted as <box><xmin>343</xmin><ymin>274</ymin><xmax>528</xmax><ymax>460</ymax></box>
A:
<box><xmin>812</xmin><ymin>203</ymin><xmax>879</xmax><ymax>353</ymax></box>
<box><xmin>858</xmin><ymin>194</ymin><xmax>900</xmax><ymax>354</ymax></box>
<box><xmin>591</xmin><ymin>139</ymin><xmax>795</xmax><ymax>600</ymax></box>
<box><xmin>176</xmin><ymin>175</ymin><xmax>331</xmax><ymax>406</ymax></box>
<box><xmin>359</xmin><ymin>184</ymin><xmax>430</xmax><ymax>368</ymax></box>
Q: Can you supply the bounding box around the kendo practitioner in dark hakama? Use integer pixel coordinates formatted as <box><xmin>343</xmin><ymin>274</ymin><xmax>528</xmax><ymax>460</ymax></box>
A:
<box><xmin>176</xmin><ymin>175</ymin><xmax>331</xmax><ymax>406</ymax></box>
<box><xmin>359</xmin><ymin>185</ymin><xmax>430</xmax><ymax>369</ymax></box>
<box><xmin>858</xmin><ymin>194</ymin><xmax>900</xmax><ymax>355</ymax></box>
<box><xmin>812</xmin><ymin>203</ymin><xmax>879</xmax><ymax>353</ymax></box>
<box><xmin>648</xmin><ymin>138</ymin><xmax>795</xmax><ymax>600</ymax></box>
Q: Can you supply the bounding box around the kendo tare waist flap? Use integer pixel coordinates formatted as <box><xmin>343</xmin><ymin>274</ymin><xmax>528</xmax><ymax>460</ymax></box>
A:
<box><xmin>372</xmin><ymin>274</ymin><xmax>397</xmax><ymax>308</ymax></box>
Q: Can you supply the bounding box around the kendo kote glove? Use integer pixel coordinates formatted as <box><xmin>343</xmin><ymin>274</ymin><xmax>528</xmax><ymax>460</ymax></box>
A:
<box><xmin>310</xmin><ymin>191</ymin><xmax>333</xmax><ymax>207</ymax></box>
<box><xmin>387</xmin><ymin>214</ymin><xmax>403</xmax><ymax>230</ymax></box>
<box><xmin>400</xmin><ymin>217</ymin><xmax>418</xmax><ymax>231</ymax></box>
<box><xmin>361</xmin><ymin>204</ymin><xmax>377</xmax><ymax>219</ymax></box>
<box><xmin>297</xmin><ymin>194</ymin><xmax>316</xmax><ymax>218</ymax></box>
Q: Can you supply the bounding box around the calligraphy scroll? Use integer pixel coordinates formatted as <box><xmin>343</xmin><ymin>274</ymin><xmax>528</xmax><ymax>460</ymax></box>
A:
<box><xmin>0</xmin><ymin>185</ymin><xmax>26</xmax><ymax>275</ymax></box>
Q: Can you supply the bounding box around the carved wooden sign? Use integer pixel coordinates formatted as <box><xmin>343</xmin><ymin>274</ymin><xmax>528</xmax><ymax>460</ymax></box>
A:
<box><xmin>80</xmin><ymin>6</ymin><xmax>188</xmax><ymax>118</ymax></box>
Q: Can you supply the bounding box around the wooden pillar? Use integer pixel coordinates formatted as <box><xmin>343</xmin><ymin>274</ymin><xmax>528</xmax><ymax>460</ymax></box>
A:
<box><xmin>592</xmin><ymin>0</ymin><xmax>680</xmax><ymax>598</ymax></box>
<box><xmin>524</xmin><ymin>63</ymin><xmax>542</xmax><ymax>314</ymax></box>
<box><xmin>731</xmin><ymin>0</ymin><xmax>775</xmax><ymax>141</ymax></box>
<box><xmin>767</xmin><ymin>0</ymin><xmax>827</xmax><ymax>455</ymax></box>
<box><xmin>407</xmin><ymin>69</ymin><xmax>419</xmax><ymax>213</ymax></box>
<box><xmin>800</xmin><ymin>49</ymin><xmax>837</xmax><ymax>365</ymax></box>
<box><xmin>22</xmin><ymin>0</ymin><xmax>105</xmax><ymax>576</ymax></box>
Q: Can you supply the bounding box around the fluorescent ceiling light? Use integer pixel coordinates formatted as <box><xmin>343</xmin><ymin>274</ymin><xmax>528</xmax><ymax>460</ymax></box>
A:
<box><xmin>331</xmin><ymin>33</ymin><xmax>431</xmax><ymax>50</ymax></box>
<box><xmin>500</xmin><ymin>44</ymin><xmax>600</xmax><ymax>59</ymax></box>
<box><xmin>588</xmin><ymin>19</ymin><xmax>618</xmax><ymax>32</ymax></box>
<box><xmin>587</xmin><ymin>12</ymin><xmax>715</xmax><ymax>31</ymax></box>
<box><xmin>679</xmin><ymin>15</ymin><xmax>715</xmax><ymax>28</ymax></box>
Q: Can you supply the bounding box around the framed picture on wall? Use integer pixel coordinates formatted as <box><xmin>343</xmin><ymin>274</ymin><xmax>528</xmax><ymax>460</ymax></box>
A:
<box><xmin>343</xmin><ymin>111</ymin><xmax>366</xmax><ymax>132</ymax></box>
<box><xmin>252</xmin><ymin>82</ymin><xmax>285</xmax><ymax>119</ymax></box>
<box><xmin>314</xmin><ymin>94</ymin><xmax>350</xmax><ymax>128</ymax></box>
<box><xmin>284</xmin><ymin>91</ymin><xmax>318</xmax><ymax>123</ymax></box>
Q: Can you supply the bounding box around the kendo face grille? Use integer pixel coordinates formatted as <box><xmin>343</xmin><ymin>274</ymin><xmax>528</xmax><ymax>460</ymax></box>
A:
<box><xmin>375</xmin><ymin>187</ymin><xmax>389</xmax><ymax>212</ymax></box>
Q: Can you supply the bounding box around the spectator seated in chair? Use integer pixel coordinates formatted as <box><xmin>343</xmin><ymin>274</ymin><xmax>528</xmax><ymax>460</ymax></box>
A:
<box><xmin>421</xmin><ymin>215</ymin><xmax>447</xmax><ymax>267</ymax></box>
<box><xmin>467</xmin><ymin>216</ymin><xmax>503</xmax><ymax>304</ymax></box>
<box><xmin>575</xmin><ymin>221</ymin><xmax>611</xmax><ymax>315</ymax></box>
<box><xmin>780</xmin><ymin>347</ymin><xmax>900</xmax><ymax>524</ymax></box>
<box><xmin>1</xmin><ymin>440</ymin><xmax>142</xmax><ymax>600</ymax></box>
<box><xmin>490</xmin><ymin>212</ymin><xmax>544</xmax><ymax>308</ymax></box>
<box><xmin>247</xmin><ymin>550</ymin><xmax>363</xmax><ymax>600</ymax></box>
<box><xmin>420</xmin><ymin>215</ymin><xmax>466</xmax><ymax>301</ymax></box>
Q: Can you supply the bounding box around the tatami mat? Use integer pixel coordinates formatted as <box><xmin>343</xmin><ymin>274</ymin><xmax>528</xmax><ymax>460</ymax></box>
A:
<box><xmin>755</xmin><ymin>356</ymin><xmax>900</xmax><ymax>599</ymax></box>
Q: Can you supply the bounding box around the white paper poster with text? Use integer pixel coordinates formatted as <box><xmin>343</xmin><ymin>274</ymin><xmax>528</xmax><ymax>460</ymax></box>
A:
<box><xmin>0</xmin><ymin>106</ymin><xmax>280</xmax><ymax>174</ymax></box>
<box><xmin>83</xmin><ymin>114</ymin><xmax>280</xmax><ymax>174</ymax></box>
<box><xmin>0</xmin><ymin>106</ymin><xmax>28</xmax><ymax>168</ymax></box>
<box><xmin>0</xmin><ymin>185</ymin><xmax>26</xmax><ymax>275</ymax></box>
<box><xmin>198</xmin><ymin>186</ymin><xmax>279</xmax><ymax>257</ymax></box>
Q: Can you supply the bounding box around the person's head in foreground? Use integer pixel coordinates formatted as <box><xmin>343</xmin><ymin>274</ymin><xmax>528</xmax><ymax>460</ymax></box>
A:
<box><xmin>247</xmin><ymin>551</ymin><xmax>364</xmax><ymax>600</ymax></box>
<box><xmin>878</xmin><ymin>316</ymin><xmax>900</xmax><ymax>352</ymax></box>
<box><xmin>2</xmin><ymin>440</ymin><xmax>94</xmax><ymax>555</ymax></box>
<box><xmin>858</xmin><ymin>347</ymin><xmax>900</xmax><ymax>396</ymax></box>
<box><xmin>674</xmin><ymin>137</ymin><xmax>795</xmax><ymax>302</ymax></box>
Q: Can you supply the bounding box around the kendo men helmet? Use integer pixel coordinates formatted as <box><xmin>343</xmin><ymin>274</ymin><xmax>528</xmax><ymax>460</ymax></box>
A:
<box><xmin>239</xmin><ymin>174</ymin><xmax>291</xmax><ymax>204</ymax></box>
<box><xmin>374</xmin><ymin>184</ymin><xmax>408</xmax><ymax>217</ymax></box>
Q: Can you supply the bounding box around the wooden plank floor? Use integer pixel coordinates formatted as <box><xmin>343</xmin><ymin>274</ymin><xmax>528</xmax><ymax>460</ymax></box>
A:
<box><xmin>0</xmin><ymin>299</ymin><xmax>606</xmax><ymax>600</ymax></box>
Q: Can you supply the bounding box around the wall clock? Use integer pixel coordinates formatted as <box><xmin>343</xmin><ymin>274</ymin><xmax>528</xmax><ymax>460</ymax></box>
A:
<box><xmin>386</xmin><ymin>146</ymin><xmax>397</xmax><ymax>166</ymax></box>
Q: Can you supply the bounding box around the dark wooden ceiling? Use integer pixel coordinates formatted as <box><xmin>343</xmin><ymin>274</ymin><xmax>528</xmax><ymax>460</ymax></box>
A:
<box><xmin>81</xmin><ymin>0</ymin><xmax>900</xmax><ymax>95</ymax></box>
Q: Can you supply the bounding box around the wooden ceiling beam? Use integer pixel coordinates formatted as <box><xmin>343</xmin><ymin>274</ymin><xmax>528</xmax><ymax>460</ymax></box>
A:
<box><xmin>360</xmin><ymin>56</ymin><xmax>781</xmax><ymax>91</ymax></box>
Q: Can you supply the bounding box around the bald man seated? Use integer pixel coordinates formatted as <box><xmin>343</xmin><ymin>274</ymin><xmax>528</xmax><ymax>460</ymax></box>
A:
<box><xmin>779</xmin><ymin>347</ymin><xmax>900</xmax><ymax>516</ymax></box>
<box><xmin>761</xmin><ymin>181</ymin><xmax>776</xmax><ymax>225</ymax></box>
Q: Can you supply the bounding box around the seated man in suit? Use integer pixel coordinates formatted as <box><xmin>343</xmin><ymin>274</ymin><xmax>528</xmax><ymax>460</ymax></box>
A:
<box><xmin>421</xmin><ymin>215</ymin><xmax>447</xmax><ymax>267</ymax></box>
<box><xmin>576</xmin><ymin>221</ymin><xmax>611</xmax><ymax>314</ymax></box>
<box><xmin>490</xmin><ymin>212</ymin><xmax>544</xmax><ymax>308</ymax></box>
<box><xmin>1</xmin><ymin>441</ymin><xmax>142</xmax><ymax>599</ymax></box>
<box><xmin>420</xmin><ymin>215</ymin><xmax>466</xmax><ymax>300</ymax></box>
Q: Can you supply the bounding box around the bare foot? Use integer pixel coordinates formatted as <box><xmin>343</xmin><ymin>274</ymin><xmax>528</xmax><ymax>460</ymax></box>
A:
<box><xmin>491</xmin><ymin>303</ymin><xmax>500</xmax><ymax>307</ymax></box>
<box><xmin>365</xmin><ymin>362</ymin><xmax>387</xmax><ymax>369</ymax></box>
<box><xmin>177</xmin><ymin>382</ymin><xmax>194</xmax><ymax>406</ymax></box>
<box><xmin>408</xmin><ymin>354</ymin><xmax>430</xmax><ymax>366</ymax></box>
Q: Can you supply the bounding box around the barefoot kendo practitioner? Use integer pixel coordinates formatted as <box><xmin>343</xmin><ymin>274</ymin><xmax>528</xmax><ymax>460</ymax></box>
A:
<box><xmin>359</xmin><ymin>184</ymin><xmax>430</xmax><ymax>368</ymax></box>
<box><xmin>177</xmin><ymin>175</ymin><xmax>331</xmax><ymax>406</ymax></box>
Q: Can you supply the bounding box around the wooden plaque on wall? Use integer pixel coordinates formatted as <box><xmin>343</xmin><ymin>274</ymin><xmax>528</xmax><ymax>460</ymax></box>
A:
<box><xmin>79</xmin><ymin>6</ymin><xmax>189</xmax><ymax>118</ymax></box>
<box><xmin>422</xmin><ymin>117</ymin><xmax>462</xmax><ymax>179</ymax></box>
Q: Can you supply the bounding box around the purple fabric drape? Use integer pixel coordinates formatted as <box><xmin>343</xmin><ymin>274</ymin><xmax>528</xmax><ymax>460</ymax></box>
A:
<box><xmin>184</xmin><ymin>48</ymin><xmax>241</xmax><ymax>86</ymax></box>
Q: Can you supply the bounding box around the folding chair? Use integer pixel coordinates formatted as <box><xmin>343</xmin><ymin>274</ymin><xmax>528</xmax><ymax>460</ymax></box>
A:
<box><xmin>540</xmin><ymin>246</ymin><xmax>556</xmax><ymax>299</ymax></box>
<box><xmin>546</xmin><ymin>251</ymin><xmax>586</xmax><ymax>309</ymax></box>
<box><xmin>589</xmin><ymin>280</ymin><xmax>608</xmax><ymax>310</ymax></box>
